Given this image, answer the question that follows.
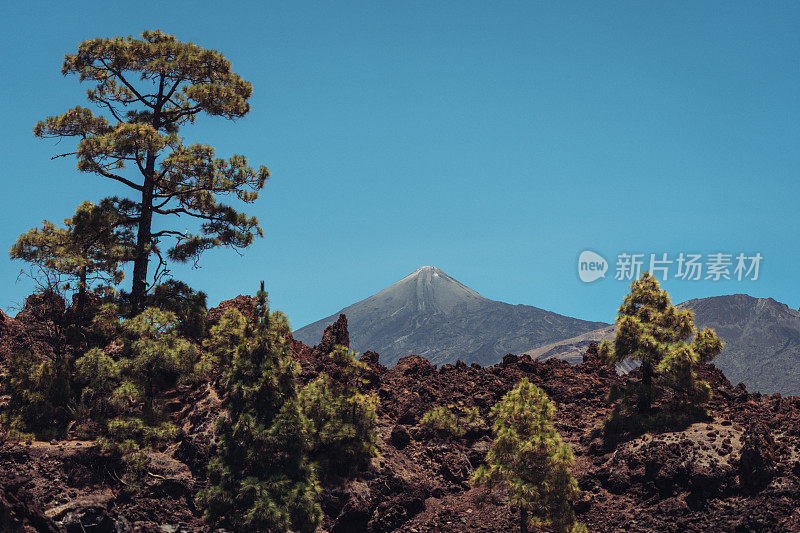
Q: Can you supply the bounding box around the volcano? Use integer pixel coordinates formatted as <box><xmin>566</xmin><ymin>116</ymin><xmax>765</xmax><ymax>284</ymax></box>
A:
<box><xmin>293</xmin><ymin>266</ymin><xmax>607</xmax><ymax>367</ymax></box>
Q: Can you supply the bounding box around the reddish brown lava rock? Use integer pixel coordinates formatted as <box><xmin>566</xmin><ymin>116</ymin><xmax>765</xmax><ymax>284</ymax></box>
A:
<box><xmin>583</xmin><ymin>341</ymin><xmax>602</xmax><ymax>366</ymax></box>
<box><xmin>3</xmin><ymin>308</ymin><xmax>800</xmax><ymax>531</ymax></box>
<box><xmin>0</xmin><ymin>484</ymin><xmax>60</xmax><ymax>533</ymax></box>
<box><xmin>206</xmin><ymin>294</ymin><xmax>258</xmax><ymax>326</ymax></box>
<box><xmin>390</xmin><ymin>355</ymin><xmax>436</xmax><ymax>378</ymax></box>
<box><xmin>359</xmin><ymin>350</ymin><xmax>381</xmax><ymax>367</ymax></box>
<box><xmin>15</xmin><ymin>290</ymin><xmax>65</xmax><ymax>326</ymax></box>
<box><xmin>1</xmin><ymin>291</ymin><xmax>66</xmax><ymax>368</ymax></box>
<box><xmin>739</xmin><ymin>419</ymin><xmax>779</xmax><ymax>491</ymax></box>
<box><xmin>311</xmin><ymin>314</ymin><xmax>350</xmax><ymax>357</ymax></box>
<box><xmin>696</xmin><ymin>362</ymin><xmax>733</xmax><ymax>390</ymax></box>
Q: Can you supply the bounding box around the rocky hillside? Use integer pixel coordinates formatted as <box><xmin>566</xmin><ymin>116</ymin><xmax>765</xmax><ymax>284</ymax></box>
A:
<box><xmin>2</xmin><ymin>299</ymin><xmax>800</xmax><ymax>532</ymax></box>
<box><xmin>526</xmin><ymin>325</ymin><xmax>616</xmax><ymax>364</ymax></box>
<box><xmin>526</xmin><ymin>294</ymin><xmax>800</xmax><ymax>395</ymax></box>
<box><xmin>293</xmin><ymin>266</ymin><xmax>607</xmax><ymax>367</ymax></box>
<box><xmin>682</xmin><ymin>295</ymin><xmax>800</xmax><ymax>395</ymax></box>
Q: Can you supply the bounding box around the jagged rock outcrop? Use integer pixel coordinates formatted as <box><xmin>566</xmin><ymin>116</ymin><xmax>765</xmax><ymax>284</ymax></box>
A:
<box><xmin>205</xmin><ymin>294</ymin><xmax>257</xmax><ymax>326</ymax></box>
<box><xmin>311</xmin><ymin>313</ymin><xmax>350</xmax><ymax>356</ymax></box>
<box><xmin>0</xmin><ymin>291</ymin><xmax>65</xmax><ymax>367</ymax></box>
<box><xmin>739</xmin><ymin>419</ymin><xmax>779</xmax><ymax>491</ymax></box>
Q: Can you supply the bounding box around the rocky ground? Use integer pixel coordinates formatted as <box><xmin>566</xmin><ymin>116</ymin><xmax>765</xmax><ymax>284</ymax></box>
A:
<box><xmin>2</xmin><ymin>296</ymin><xmax>800</xmax><ymax>532</ymax></box>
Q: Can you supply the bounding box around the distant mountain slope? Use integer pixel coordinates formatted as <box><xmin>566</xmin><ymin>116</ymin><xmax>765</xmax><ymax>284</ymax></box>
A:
<box><xmin>526</xmin><ymin>325</ymin><xmax>615</xmax><ymax>365</ymax></box>
<box><xmin>526</xmin><ymin>294</ymin><xmax>800</xmax><ymax>395</ymax></box>
<box><xmin>681</xmin><ymin>295</ymin><xmax>800</xmax><ymax>395</ymax></box>
<box><xmin>293</xmin><ymin>266</ymin><xmax>607</xmax><ymax>367</ymax></box>
<box><xmin>524</xmin><ymin>324</ymin><xmax>640</xmax><ymax>374</ymax></box>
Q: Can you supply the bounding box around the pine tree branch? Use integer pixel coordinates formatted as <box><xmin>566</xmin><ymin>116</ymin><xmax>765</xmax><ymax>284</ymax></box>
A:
<box><xmin>152</xmin><ymin>207</ymin><xmax>214</xmax><ymax>220</ymax></box>
<box><xmin>98</xmin><ymin>59</ymin><xmax>154</xmax><ymax>109</ymax></box>
<box><xmin>93</xmin><ymin>166</ymin><xmax>144</xmax><ymax>192</ymax></box>
<box><xmin>151</xmin><ymin>229</ymin><xmax>188</xmax><ymax>238</ymax></box>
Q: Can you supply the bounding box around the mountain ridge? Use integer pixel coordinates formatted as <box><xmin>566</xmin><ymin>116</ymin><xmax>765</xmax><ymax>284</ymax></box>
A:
<box><xmin>526</xmin><ymin>293</ymin><xmax>800</xmax><ymax>395</ymax></box>
<box><xmin>293</xmin><ymin>266</ymin><xmax>607</xmax><ymax>367</ymax></box>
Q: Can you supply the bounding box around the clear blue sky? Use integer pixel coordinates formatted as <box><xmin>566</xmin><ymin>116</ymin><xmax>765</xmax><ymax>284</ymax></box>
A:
<box><xmin>1</xmin><ymin>1</ymin><xmax>798</xmax><ymax>329</ymax></box>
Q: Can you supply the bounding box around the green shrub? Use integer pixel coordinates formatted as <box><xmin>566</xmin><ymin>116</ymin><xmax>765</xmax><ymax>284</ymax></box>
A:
<box><xmin>121</xmin><ymin>280</ymin><xmax>208</xmax><ymax>339</ymax></box>
<box><xmin>2</xmin><ymin>350</ymin><xmax>73</xmax><ymax>440</ymax></box>
<box><xmin>300</xmin><ymin>345</ymin><xmax>378</xmax><ymax>477</ymax></box>
<box><xmin>202</xmin><ymin>307</ymin><xmax>248</xmax><ymax>376</ymax></box>
<box><xmin>197</xmin><ymin>283</ymin><xmax>322</xmax><ymax>532</ymax></box>
<box><xmin>88</xmin><ymin>302</ymin><xmax>124</xmax><ymax>346</ymax></box>
<box><xmin>75</xmin><ymin>347</ymin><xmax>115</xmax><ymax>390</ymax></box>
<box><xmin>421</xmin><ymin>406</ymin><xmax>462</xmax><ymax>436</ymax></box>
<box><xmin>69</xmin><ymin>347</ymin><xmax>117</xmax><ymax>436</ymax></box>
<box><xmin>603</xmin><ymin>402</ymin><xmax>707</xmax><ymax>436</ymax></box>
<box><xmin>420</xmin><ymin>404</ymin><xmax>485</xmax><ymax>438</ymax></box>
<box><xmin>96</xmin><ymin>307</ymin><xmax>195</xmax><ymax>492</ymax></box>
<box><xmin>458</xmin><ymin>406</ymin><xmax>485</xmax><ymax>434</ymax></box>
<box><xmin>473</xmin><ymin>378</ymin><xmax>584</xmax><ymax>533</ymax></box>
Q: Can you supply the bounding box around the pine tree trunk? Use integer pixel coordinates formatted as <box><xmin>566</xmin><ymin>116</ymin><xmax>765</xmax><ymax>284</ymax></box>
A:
<box><xmin>520</xmin><ymin>508</ymin><xmax>529</xmax><ymax>533</ymax></box>
<box><xmin>131</xmin><ymin>88</ymin><xmax>164</xmax><ymax>314</ymax></box>
<box><xmin>131</xmin><ymin>156</ymin><xmax>156</xmax><ymax>314</ymax></box>
<box><xmin>77</xmin><ymin>265</ymin><xmax>87</xmax><ymax>314</ymax></box>
<box><xmin>144</xmin><ymin>367</ymin><xmax>154</xmax><ymax>424</ymax></box>
<box><xmin>640</xmin><ymin>362</ymin><xmax>653</xmax><ymax>412</ymax></box>
<box><xmin>131</xmin><ymin>207</ymin><xmax>151</xmax><ymax>313</ymax></box>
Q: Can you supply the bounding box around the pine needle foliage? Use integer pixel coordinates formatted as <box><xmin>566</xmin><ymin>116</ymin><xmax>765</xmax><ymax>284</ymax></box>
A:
<box><xmin>119</xmin><ymin>279</ymin><xmax>208</xmax><ymax>338</ymax></box>
<box><xmin>421</xmin><ymin>405</ymin><xmax>461</xmax><ymax>435</ymax></box>
<box><xmin>201</xmin><ymin>307</ymin><xmax>248</xmax><ymax>377</ymax></box>
<box><xmin>74</xmin><ymin>346</ymin><xmax>116</xmax><ymax>425</ymax></box>
<box><xmin>420</xmin><ymin>404</ymin><xmax>484</xmax><ymax>438</ymax></box>
<box><xmin>2</xmin><ymin>351</ymin><xmax>73</xmax><ymax>440</ymax></box>
<box><xmin>35</xmin><ymin>30</ymin><xmax>269</xmax><ymax>310</ymax></box>
<box><xmin>113</xmin><ymin>307</ymin><xmax>197</xmax><ymax>421</ymax></box>
<box><xmin>472</xmin><ymin>378</ymin><xmax>584</xmax><ymax>533</ymax></box>
<box><xmin>98</xmin><ymin>307</ymin><xmax>194</xmax><ymax>491</ymax></box>
<box><xmin>197</xmin><ymin>283</ymin><xmax>322</xmax><ymax>532</ymax></box>
<box><xmin>300</xmin><ymin>345</ymin><xmax>378</xmax><ymax>477</ymax></box>
<box><xmin>600</xmin><ymin>272</ymin><xmax>724</xmax><ymax>420</ymax></box>
<box><xmin>10</xmin><ymin>200</ymin><xmax>135</xmax><ymax>309</ymax></box>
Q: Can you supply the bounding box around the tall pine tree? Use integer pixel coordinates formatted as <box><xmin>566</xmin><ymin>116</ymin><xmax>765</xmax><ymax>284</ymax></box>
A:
<box><xmin>600</xmin><ymin>272</ymin><xmax>724</xmax><ymax>414</ymax></box>
<box><xmin>197</xmin><ymin>283</ymin><xmax>321</xmax><ymax>532</ymax></box>
<box><xmin>34</xmin><ymin>31</ymin><xmax>269</xmax><ymax>311</ymax></box>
